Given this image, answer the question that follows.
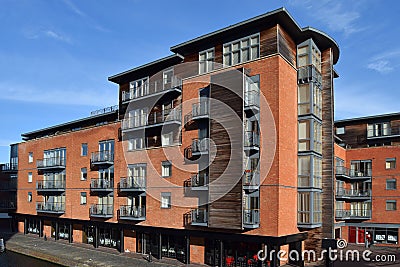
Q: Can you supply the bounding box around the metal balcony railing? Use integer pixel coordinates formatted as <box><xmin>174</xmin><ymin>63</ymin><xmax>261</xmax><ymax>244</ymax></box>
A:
<box><xmin>90</xmin><ymin>204</ymin><xmax>113</xmax><ymax>217</ymax></box>
<box><xmin>336</xmin><ymin>189</ymin><xmax>371</xmax><ymax>198</ymax></box>
<box><xmin>90</xmin><ymin>178</ymin><xmax>114</xmax><ymax>191</ymax></box>
<box><xmin>243</xmin><ymin>209</ymin><xmax>260</xmax><ymax>227</ymax></box>
<box><xmin>36</xmin><ymin>157</ymin><xmax>66</xmax><ymax>169</ymax></box>
<box><xmin>36</xmin><ymin>180</ymin><xmax>65</xmax><ymax>191</ymax></box>
<box><xmin>121</xmin><ymin>108</ymin><xmax>181</xmax><ymax>131</ymax></box>
<box><xmin>190</xmin><ymin>173</ymin><xmax>208</xmax><ymax>188</ymax></box>
<box><xmin>119</xmin><ymin>205</ymin><xmax>146</xmax><ymax>219</ymax></box>
<box><xmin>91</xmin><ymin>151</ymin><xmax>114</xmax><ymax>164</ymax></box>
<box><xmin>244</xmin><ymin>131</ymin><xmax>260</xmax><ymax>148</ymax></box>
<box><xmin>243</xmin><ymin>170</ymin><xmax>260</xmax><ymax>188</ymax></box>
<box><xmin>244</xmin><ymin>90</ymin><xmax>260</xmax><ymax>109</ymax></box>
<box><xmin>119</xmin><ymin>176</ymin><xmax>146</xmax><ymax>191</ymax></box>
<box><xmin>36</xmin><ymin>201</ymin><xmax>65</xmax><ymax>213</ymax></box>
<box><xmin>191</xmin><ymin>208</ymin><xmax>208</xmax><ymax>225</ymax></box>
<box><xmin>298</xmin><ymin>65</ymin><xmax>322</xmax><ymax>84</ymax></box>
<box><xmin>121</xmin><ymin>77</ymin><xmax>182</xmax><ymax>102</ymax></box>
<box><xmin>191</xmin><ymin>139</ymin><xmax>209</xmax><ymax>154</ymax></box>
<box><xmin>335</xmin><ymin>209</ymin><xmax>372</xmax><ymax>220</ymax></box>
<box><xmin>0</xmin><ymin>200</ymin><xmax>16</xmax><ymax>210</ymax></box>
<box><xmin>1</xmin><ymin>163</ymin><xmax>18</xmax><ymax>172</ymax></box>
<box><xmin>335</xmin><ymin>166</ymin><xmax>372</xmax><ymax>178</ymax></box>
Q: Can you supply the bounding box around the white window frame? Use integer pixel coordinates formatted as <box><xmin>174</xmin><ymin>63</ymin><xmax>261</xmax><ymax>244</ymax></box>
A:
<box><xmin>386</xmin><ymin>158</ymin><xmax>396</xmax><ymax>169</ymax></box>
<box><xmin>161</xmin><ymin>161</ymin><xmax>172</xmax><ymax>178</ymax></box>
<box><xmin>28</xmin><ymin>192</ymin><xmax>32</xmax><ymax>202</ymax></box>
<box><xmin>28</xmin><ymin>152</ymin><xmax>33</xmax><ymax>163</ymax></box>
<box><xmin>161</xmin><ymin>192</ymin><xmax>171</xmax><ymax>209</ymax></box>
<box><xmin>81</xmin><ymin>167</ymin><xmax>87</xmax><ymax>181</ymax></box>
<box><xmin>28</xmin><ymin>172</ymin><xmax>32</xmax><ymax>183</ymax></box>
<box><xmin>80</xmin><ymin>192</ymin><xmax>87</xmax><ymax>205</ymax></box>
<box><xmin>386</xmin><ymin>179</ymin><xmax>397</xmax><ymax>190</ymax></box>
<box><xmin>336</xmin><ymin>127</ymin><xmax>345</xmax><ymax>135</ymax></box>
<box><xmin>81</xmin><ymin>143</ymin><xmax>88</xmax><ymax>156</ymax></box>
<box><xmin>386</xmin><ymin>200</ymin><xmax>397</xmax><ymax>211</ymax></box>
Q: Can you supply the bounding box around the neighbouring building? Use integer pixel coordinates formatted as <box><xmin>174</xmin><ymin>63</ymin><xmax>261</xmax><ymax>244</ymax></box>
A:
<box><xmin>334</xmin><ymin>113</ymin><xmax>400</xmax><ymax>246</ymax></box>
<box><xmin>4</xmin><ymin>8</ymin><xmax>341</xmax><ymax>266</ymax></box>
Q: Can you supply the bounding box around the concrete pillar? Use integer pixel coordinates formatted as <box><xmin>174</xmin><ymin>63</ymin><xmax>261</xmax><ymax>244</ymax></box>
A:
<box><xmin>39</xmin><ymin>219</ymin><xmax>43</xmax><ymax>237</ymax></box>
<box><xmin>69</xmin><ymin>224</ymin><xmax>73</xmax><ymax>243</ymax></box>
<box><xmin>119</xmin><ymin>228</ymin><xmax>124</xmax><ymax>253</ymax></box>
<box><xmin>55</xmin><ymin>221</ymin><xmax>59</xmax><ymax>240</ymax></box>
<box><xmin>94</xmin><ymin>225</ymin><xmax>99</xmax><ymax>248</ymax></box>
<box><xmin>185</xmin><ymin>235</ymin><xmax>190</xmax><ymax>264</ymax></box>
<box><xmin>24</xmin><ymin>218</ymin><xmax>27</xmax><ymax>234</ymax></box>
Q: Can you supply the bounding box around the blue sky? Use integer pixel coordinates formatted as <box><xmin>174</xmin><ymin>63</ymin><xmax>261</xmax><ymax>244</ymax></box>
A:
<box><xmin>0</xmin><ymin>0</ymin><xmax>399</xmax><ymax>162</ymax></box>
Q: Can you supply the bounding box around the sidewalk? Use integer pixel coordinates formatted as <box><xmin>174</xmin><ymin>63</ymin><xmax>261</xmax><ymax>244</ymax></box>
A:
<box><xmin>2</xmin><ymin>232</ymin><xmax>200</xmax><ymax>267</ymax></box>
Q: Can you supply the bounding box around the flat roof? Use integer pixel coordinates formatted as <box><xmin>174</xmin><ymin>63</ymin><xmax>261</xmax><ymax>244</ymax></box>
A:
<box><xmin>171</xmin><ymin>7</ymin><xmax>339</xmax><ymax>64</ymax></box>
<box><xmin>335</xmin><ymin>112</ymin><xmax>400</xmax><ymax>124</ymax></box>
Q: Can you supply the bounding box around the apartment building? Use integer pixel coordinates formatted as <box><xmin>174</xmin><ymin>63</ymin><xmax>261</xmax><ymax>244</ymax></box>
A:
<box><xmin>7</xmin><ymin>8</ymin><xmax>340</xmax><ymax>266</ymax></box>
<box><xmin>334</xmin><ymin>113</ymin><xmax>400</xmax><ymax>246</ymax></box>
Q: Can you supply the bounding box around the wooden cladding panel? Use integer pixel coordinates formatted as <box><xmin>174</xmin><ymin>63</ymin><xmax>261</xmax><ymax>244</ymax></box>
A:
<box><xmin>260</xmin><ymin>26</ymin><xmax>278</xmax><ymax>58</ymax></box>
<box><xmin>209</xmin><ymin>69</ymin><xmax>244</xmax><ymax>230</ymax></box>
<box><xmin>321</xmin><ymin>48</ymin><xmax>334</xmax><ymax>239</ymax></box>
<box><xmin>277</xmin><ymin>25</ymin><xmax>296</xmax><ymax>65</ymax></box>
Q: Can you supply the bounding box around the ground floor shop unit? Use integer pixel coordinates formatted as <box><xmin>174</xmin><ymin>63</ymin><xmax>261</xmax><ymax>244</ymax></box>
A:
<box><xmin>13</xmin><ymin>214</ymin><xmax>306</xmax><ymax>266</ymax></box>
<box><xmin>335</xmin><ymin>223</ymin><xmax>399</xmax><ymax>246</ymax></box>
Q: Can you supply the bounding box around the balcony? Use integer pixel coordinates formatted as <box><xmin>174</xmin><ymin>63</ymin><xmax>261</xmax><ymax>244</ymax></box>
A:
<box><xmin>119</xmin><ymin>205</ymin><xmax>146</xmax><ymax>221</ymax></box>
<box><xmin>335</xmin><ymin>209</ymin><xmax>371</xmax><ymax>220</ymax></box>
<box><xmin>36</xmin><ymin>157</ymin><xmax>65</xmax><ymax>170</ymax></box>
<box><xmin>91</xmin><ymin>151</ymin><xmax>114</xmax><ymax>166</ymax></box>
<box><xmin>184</xmin><ymin>101</ymin><xmax>209</xmax><ymax>125</ymax></box>
<box><xmin>367</xmin><ymin>127</ymin><xmax>400</xmax><ymax>139</ymax></box>
<box><xmin>297</xmin><ymin>65</ymin><xmax>322</xmax><ymax>84</ymax></box>
<box><xmin>90</xmin><ymin>178</ymin><xmax>114</xmax><ymax>193</ymax></box>
<box><xmin>36</xmin><ymin>180</ymin><xmax>65</xmax><ymax>193</ymax></box>
<box><xmin>0</xmin><ymin>180</ymin><xmax>17</xmax><ymax>191</ymax></box>
<box><xmin>335</xmin><ymin>166</ymin><xmax>372</xmax><ymax>181</ymax></box>
<box><xmin>243</xmin><ymin>171</ymin><xmax>260</xmax><ymax>190</ymax></box>
<box><xmin>90</xmin><ymin>204</ymin><xmax>113</xmax><ymax>218</ymax></box>
<box><xmin>191</xmin><ymin>139</ymin><xmax>209</xmax><ymax>156</ymax></box>
<box><xmin>36</xmin><ymin>201</ymin><xmax>65</xmax><ymax>214</ymax></box>
<box><xmin>0</xmin><ymin>200</ymin><xmax>16</xmax><ymax>210</ymax></box>
<box><xmin>121</xmin><ymin>108</ymin><xmax>181</xmax><ymax>132</ymax></box>
<box><xmin>1</xmin><ymin>163</ymin><xmax>18</xmax><ymax>173</ymax></box>
<box><xmin>244</xmin><ymin>90</ymin><xmax>260</xmax><ymax>113</ymax></box>
<box><xmin>190</xmin><ymin>208</ymin><xmax>208</xmax><ymax>226</ymax></box>
<box><xmin>121</xmin><ymin>77</ymin><xmax>182</xmax><ymax>103</ymax></box>
<box><xmin>119</xmin><ymin>176</ymin><xmax>146</xmax><ymax>193</ymax></box>
<box><xmin>189</xmin><ymin>173</ymin><xmax>208</xmax><ymax>190</ymax></box>
<box><xmin>335</xmin><ymin>189</ymin><xmax>371</xmax><ymax>201</ymax></box>
<box><xmin>243</xmin><ymin>209</ymin><xmax>260</xmax><ymax>228</ymax></box>
<box><xmin>244</xmin><ymin>131</ymin><xmax>260</xmax><ymax>151</ymax></box>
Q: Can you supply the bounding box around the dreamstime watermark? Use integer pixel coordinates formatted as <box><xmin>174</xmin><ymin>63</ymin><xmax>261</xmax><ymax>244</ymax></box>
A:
<box><xmin>256</xmin><ymin>239</ymin><xmax>397</xmax><ymax>263</ymax></box>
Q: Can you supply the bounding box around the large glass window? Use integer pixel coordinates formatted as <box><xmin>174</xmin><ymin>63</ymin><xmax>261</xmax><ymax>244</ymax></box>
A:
<box><xmin>199</xmin><ymin>48</ymin><xmax>214</xmax><ymax>74</ymax></box>
<box><xmin>298</xmin><ymin>192</ymin><xmax>310</xmax><ymax>223</ymax></box>
<box><xmin>350</xmin><ymin>160</ymin><xmax>372</xmax><ymax>177</ymax></box>
<box><xmin>367</xmin><ymin>122</ymin><xmax>391</xmax><ymax>137</ymax></box>
<box><xmin>129</xmin><ymin>77</ymin><xmax>149</xmax><ymax>99</ymax></box>
<box><xmin>298</xmin><ymin>84</ymin><xmax>310</xmax><ymax>115</ymax></box>
<box><xmin>223</xmin><ymin>34</ymin><xmax>259</xmax><ymax>66</ymax></box>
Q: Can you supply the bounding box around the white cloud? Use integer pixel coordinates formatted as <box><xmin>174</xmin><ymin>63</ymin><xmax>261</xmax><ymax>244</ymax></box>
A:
<box><xmin>63</xmin><ymin>0</ymin><xmax>86</xmax><ymax>17</ymax></box>
<box><xmin>0</xmin><ymin>83</ymin><xmax>116</xmax><ymax>107</ymax></box>
<box><xmin>366</xmin><ymin>49</ymin><xmax>400</xmax><ymax>74</ymax></box>
<box><xmin>289</xmin><ymin>0</ymin><xmax>363</xmax><ymax>36</ymax></box>
<box><xmin>367</xmin><ymin>60</ymin><xmax>394</xmax><ymax>74</ymax></box>
<box><xmin>44</xmin><ymin>30</ymin><xmax>72</xmax><ymax>44</ymax></box>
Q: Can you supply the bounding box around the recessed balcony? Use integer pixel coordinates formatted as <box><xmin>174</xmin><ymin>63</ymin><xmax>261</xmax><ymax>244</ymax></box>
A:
<box><xmin>335</xmin><ymin>209</ymin><xmax>371</xmax><ymax>221</ymax></box>
<box><xmin>367</xmin><ymin>127</ymin><xmax>400</xmax><ymax>139</ymax></box>
<box><xmin>244</xmin><ymin>131</ymin><xmax>260</xmax><ymax>152</ymax></box>
<box><xmin>121</xmin><ymin>108</ymin><xmax>181</xmax><ymax>132</ymax></box>
<box><xmin>244</xmin><ymin>90</ymin><xmax>260</xmax><ymax>113</ymax></box>
<box><xmin>90</xmin><ymin>178</ymin><xmax>114</xmax><ymax>193</ymax></box>
<box><xmin>1</xmin><ymin>163</ymin><xmax>18</xmax><ymax>173</ymax></box>
<box><xmin>118</xmin><ymin>205</ymin><xmax>146</xmax><ymax>221</ymax></box>
<box><xmin>37</xmin><ymin>157</ymin><xmax>66</xmax><ymax>170</ymax></box>
<box><xmin>91</xmin><ymin>151</ymin><xmax>114</xmax><ymax>166</ymax></box>
<box><xmin>119</xmin><ymin>176</ymin><xmax>146</xmax><ymax>193</ymax></box>
<box><xmin>36</xmin><ymin>180</ymin><xmax>66</xmax><ymax>193</ymax></box>
<box><xmin>90</xmin><ymin>204</ymin><xmax>113</xmax><ymax>218</ymax></box>
<box><xmin>243</xmin><ymin>209</ymin><xmax>260</xmax><ymax>229</ymax></box>
<box><xmin>0</xmin><ymin>180</ymin><xmax>17</xmax><ymax>191</ymax></box>
<box><xmin>121</xmin><ymin>77</ymin><xmax>182</xmax><ymax>103</ymax></box>
<box><xmin>190</xmin><ymin>208</ymin><xmax>208</xmax><ymax>227</ymax></box>
<box><xmin>36</xmin><ymin>201</ymin><xmax>65</xmax><ymax>214</ymax></box>
<box><xmin>335</xmin><ymin>189</ymin><xmax>371</xmax><ymax>201</ymax></box>
<box><xmin>191</xmin><ymin>139</ymin><xmax>209</xmax><ymax>156</ymax></box>
<box><xmin>184</xmin><ymin>101</ymin><xmax>209</xmax><ymax>125</ymax></box>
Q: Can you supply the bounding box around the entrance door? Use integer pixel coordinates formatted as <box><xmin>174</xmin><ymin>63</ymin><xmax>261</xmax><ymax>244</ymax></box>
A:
<box><xmin>358</xmin><ymin>228</ymin><xmax>365</xmax><ymax>244</ymax></box>
<box><xmin>348</xmin><ymin>226</ymin><xmax>357</xmax><ymax>243</ymax></box>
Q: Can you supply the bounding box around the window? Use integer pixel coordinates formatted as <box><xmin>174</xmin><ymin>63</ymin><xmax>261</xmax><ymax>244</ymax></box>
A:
<box><xmin>386</xmin><ymin>200</ymin><xmax>397</xmax><ymax>211</ymax></box>
<box><xmin>162</xmin><ymin>161</ymin><xmax>172</xmax><ymax>177</ymax></box>
<box><xmin>161</xmin><ymin>132</ymin><xmax>174</xmax><ymax>147</ymax></box>
<box><xmin>81</xmin><ymin>143</ymin><xmax>88</xmax><ymax>156</ymax></box>
<box><xmin>129</xmin><ymin>77</ymin><xmax>149</xmax><ymax>99</ymax></box>
<box><xmin>128</xmin><ymin>137</ymin><xmax>144</xmax><ymax>151</ymax></box>
<box><xmin>163</xmin><ymin>69</ymin><xmax>174</xmax><ymax>89</ymax></box>
<box><xmin>386</xmin><ymin>158</ymin><xmax>396</xmax><ymax>169</ymax></box>
<box><xmin>298</xmin><ymin>192</ymin><xmax>310</xmax><ymax>223</ymax></box>
<box><xmin>161</xmin><ymin>192</ymin><xmax>171</xmax><ymax>209</ymax></box>
<box><xmin>28</xmin><ymin>172</ymin><xmax>32</xmax><ymax>183</ymax></box>
<box><xmin>81</xmin><ymin>168</ymin><xmax>87</xmax><ymax>181</ymax></box>
<box><xmin>199</xmin><ymin>48</ymin><xmax>214</xmax><ymax>74</ymax></box>
<box><xmin>28</xmin><ymin>192</ymin><xmax>32</xmax><ymax>202</ymax></box>
<box><xmin>28</xmin><ymin>152</ymin><xmax>33</xmax><ymax>163</ymax></box>
<box><xmin>336</xmin><ymin>127</ymin><xmax>345</xmax><ymax>135</ymax></box>
<box><xmin>386</xmin><ymin>179</ymin><xmax>397</xmax><ymax>190</ymax></box>
<box><xmin>80</xmin><ymin>192</ymin><xmax>87</xmax><ymax>205</ymax></box>
<box><xmin>367</xmin><ymin>122</ymin><xmax>390</xmax><ymax>138</ymax></box>
<box><xmin>223</xmin><ymin>34</ymin><xmax>259</xmax><ymax>66</ymax></box>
